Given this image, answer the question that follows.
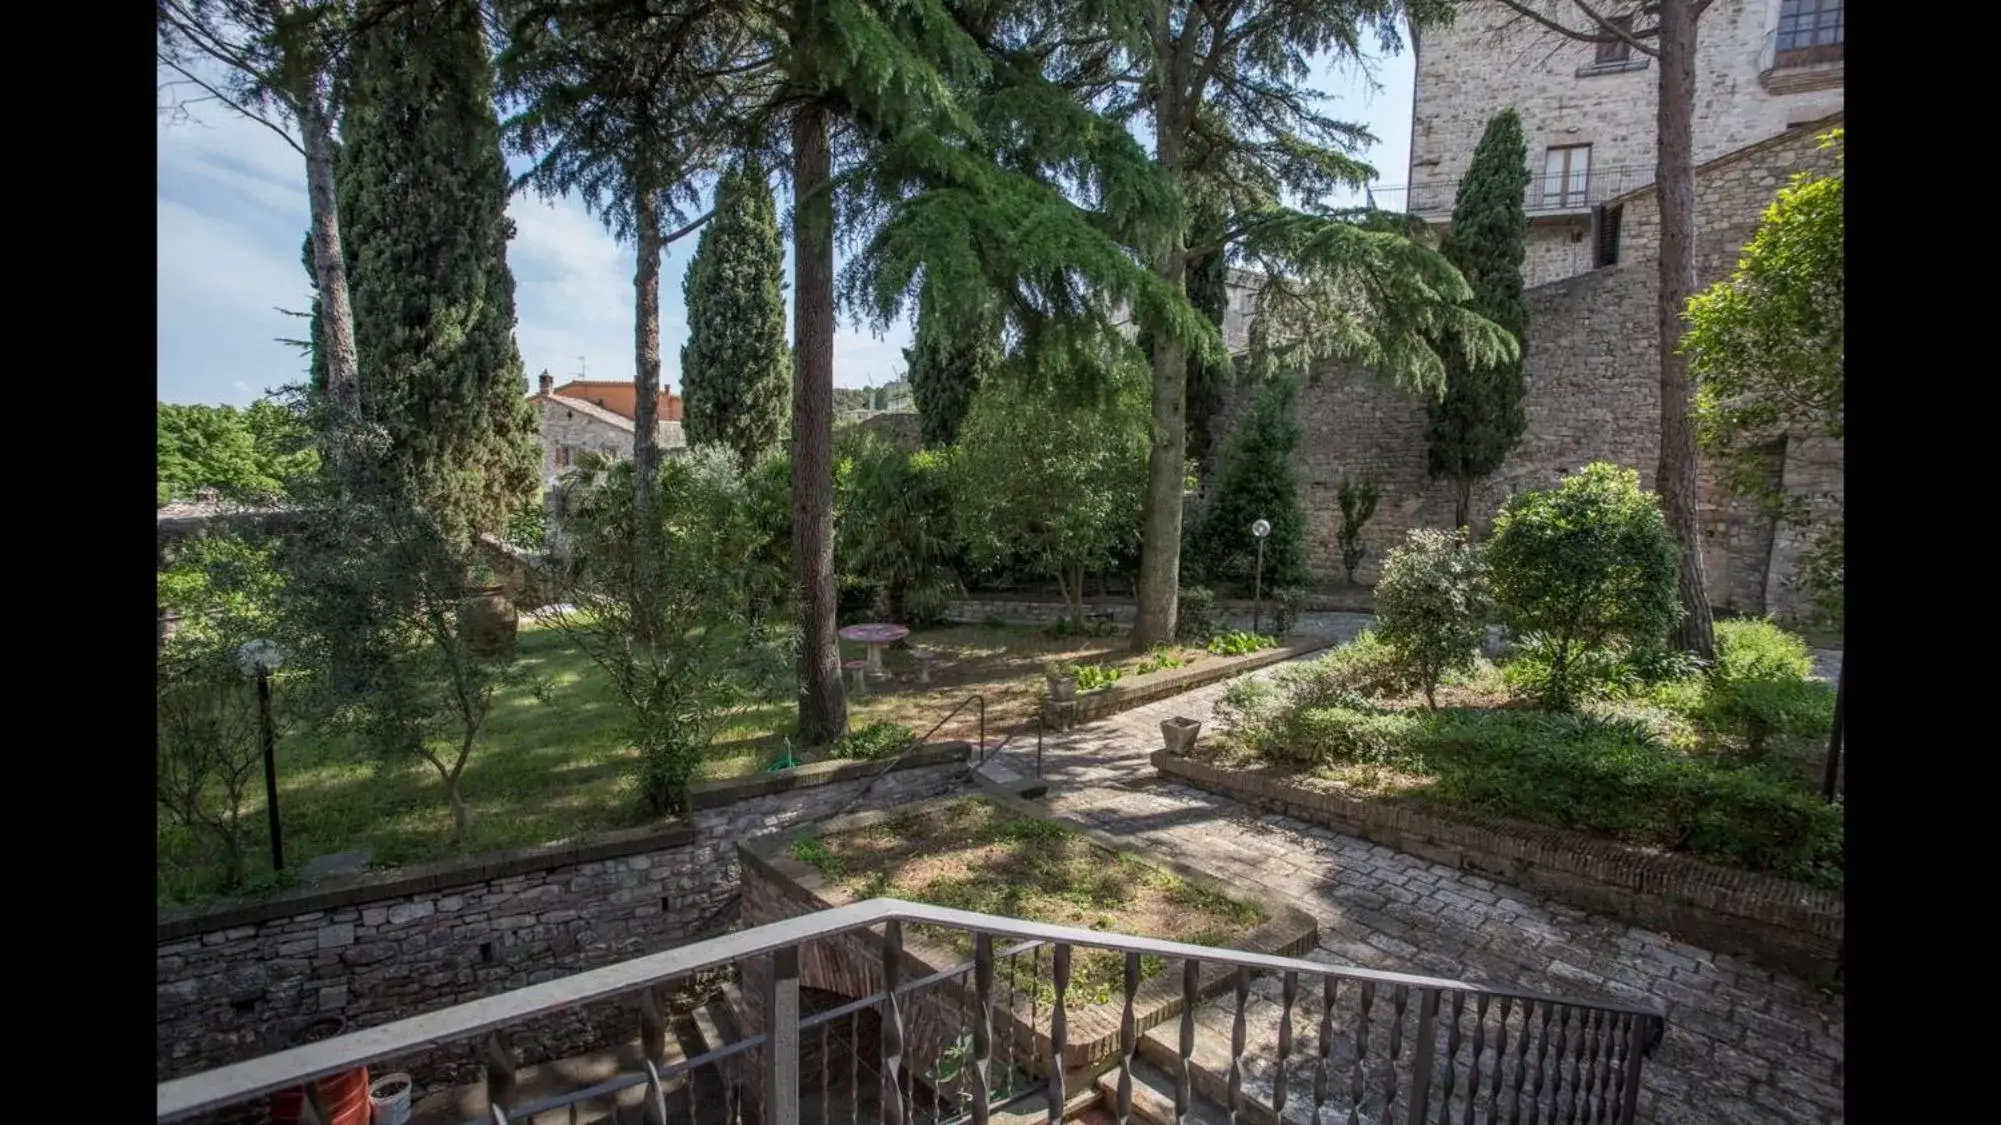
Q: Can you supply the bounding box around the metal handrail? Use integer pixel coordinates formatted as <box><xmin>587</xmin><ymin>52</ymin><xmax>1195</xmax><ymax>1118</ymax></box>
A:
<box><xmin>157</xmin><ymin>897</ymin><xmax>1664</xmax><ymax>1122</ymax></box>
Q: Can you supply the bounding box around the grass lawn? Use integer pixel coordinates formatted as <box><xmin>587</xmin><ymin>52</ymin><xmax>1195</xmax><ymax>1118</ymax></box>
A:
<box><xmin>790</xmin><ymin>797</ymin><xmax>1265</xmax><ymax>1005</ymax></box>
<box><xmin>156</xmin><ymin>618</ymin><xmax>1208</xmax><ymax>908</ymax></box>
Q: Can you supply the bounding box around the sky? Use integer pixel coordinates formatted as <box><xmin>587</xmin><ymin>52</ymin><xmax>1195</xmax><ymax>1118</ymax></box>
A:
<box><xmin>155</xmin><ymin>44</ymin><xmax>1414</xmax><ymax>410</ymax></box>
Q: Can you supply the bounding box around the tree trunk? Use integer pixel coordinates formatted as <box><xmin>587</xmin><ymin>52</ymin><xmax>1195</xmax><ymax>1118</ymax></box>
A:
<box><xmin>631</xmin><ymin>190</ymin><xmax>664</xmax><ymax>642</ymax></box>
<box><xmin>298</xmin><ymin>92</ymin><xmax>361</xmax><ymax>420</ymax></box>
<box><xmin>1653</xmin><ymin>0</ymin><xmax>1715</xmax><ymax>658</ymax></box>
<box><xmin>445</xmin><ymin>775</ymin><xmax>468</xmax><ymax>846</ymax></box>
<box><xmin>1133</xmin><ymin>93</ymin><xmax>1191</xmax><ymax>652</ymax></box>
<box><xmin>888</xmin><ymin>574</ymin><xmax>908</xmax><ymax>626</ymax></box>
<box><xmin>791</xmin><ymin>102</ymin><xmax>847</xmax><ymax>745</ymax></box>
<box><xmin>1821</xmin><ymin>658</ymin><xmax>1845</xmax><ymax>801</ymax></box>
<box><xmin>1453</xmin><ymin>476</ymin><xmax>1473</xmax><ymax>533</ymax></box>
<box><xmin>1066</xmin><ymin>565</ymin><xmax>1085</xmax><ymax>628</ymax></box>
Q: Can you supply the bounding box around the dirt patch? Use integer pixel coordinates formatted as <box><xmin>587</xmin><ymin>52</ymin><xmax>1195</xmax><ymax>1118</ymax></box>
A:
<box><xmin>794</xmin><ymin>798</ymin><xmax>1264</xmax><ymax>1005</ymax></box>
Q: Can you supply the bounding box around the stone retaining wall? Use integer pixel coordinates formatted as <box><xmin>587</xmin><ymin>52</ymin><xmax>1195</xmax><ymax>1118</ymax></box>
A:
<box><xmin>155</xmin><ymin>744</ymin><xmax>972</xmax><ymax>1089</ymax></box>
<box><xmin>1152</xmin><ymin>752</ymin><xmax>1842</xmax><ymax>982</ymax></box>
<box><xmin>1067</xmin><ymin>638</ymin><xmax>1331</xmax><ymax>725</ymax></box>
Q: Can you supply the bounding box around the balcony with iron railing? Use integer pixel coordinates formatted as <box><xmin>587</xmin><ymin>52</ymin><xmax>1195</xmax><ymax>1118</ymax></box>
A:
<box><xmin>158</xmin><ymin>898</ymin><xmax>1665</xmax><ymax>1125</ymax></box>
<box><xmin>1372</xmin><ymin>165</ymin><xmax>1657</xmax><ymax>222</ymax></box>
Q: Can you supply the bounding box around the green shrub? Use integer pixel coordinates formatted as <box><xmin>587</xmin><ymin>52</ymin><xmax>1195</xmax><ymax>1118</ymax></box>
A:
<box><xmin>1702</xmin><ymin>677</ymin><xmax>1836</xmax><ymax>756</ymax></box>
<box><xmin>1176</xmin><ymin>585</ymin><xmax>1221</xmax><ymax>642</ymax></box>
<box><xmin>1185</xmin><ymin>375</ymin><xmax>1311</xmax><ymax>590</ymax></box>
<box><xmin>1270</xmin><ymin>586</ymin><xmax>1307</xmax><ymax>636</ymax></box>
<box><xmin>1206</xmin><ymin>631</ymin><xmax>1277</xmax><ymax>656</ymax></box>
<box><xmin>1421</xmin><ymin>710</ymin><xmax>1842</xmax><ymax>884</ymax></box>
<box><xmin>1214</xmin><ymin>675</ymin><xmax>1287</xmax><ymax>755</ymax></box>
<box><xmin>1135</xmin><ymin>647</ymin><xmax>1184</xmax><ymax>675</ymax></box>
<box><xmin>828</xmin><ymin>721</ymin><xmax>916</xmax><ymax>761</ymax></box>
<box><xmin>1711</xmin><ymin>618</ymin><xmax>1815</xmax><ymax>685</ymax></box>
<box><xmin>1278</xmin><ymin>630</ymin><xmax>1411</xmax><ymax>704</ymax></box>
<box><xmin>1336</xmin><ymin>477</ymin><xmax>1380</xmax><ymax>585</ymax></box>
<box><xmin>1280</xmin><ymin>703</ymin><xmax>1423</xmax><ymax>768</ymax></box>
<box><xmin>1374</xmin><ymin>529</ymin><xmax>1490</xmax><ymax>708</ymax></box>
<box><xmin>1485</xmin><ymin>464</ymin><xmax>1683</xmax><ymax>711</ymax></box>
<box><xmin>1074</xmin><ymin>663</ymin><xmax>1124</xmax><ymax>691</ymax></box>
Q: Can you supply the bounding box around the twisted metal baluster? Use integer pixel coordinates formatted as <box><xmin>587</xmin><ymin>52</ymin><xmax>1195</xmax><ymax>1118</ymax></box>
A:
<box><xmin>1505</xmin><ymin>999</ymin><xmax>1534</xmax><ymax>1125</ymax></box>
<box><xmin>1566</xmin><ymin>1010</ymin><xmax>1596</xmax><ymax>1124</ymax></box>
<box><xmin>1347</xmin><ymin>981</ymin><xmax>1374</xmax><ymax>1125</ymax></box>
<box><xmin>848</xmin><ymin>1009</ymin><xmax>861</xmax><ymax>1125</ymax></box>
<box><xmin>1049</xmin><ymin>943</ymin><xmax>1071</xmax><ymax>1124</ymax></box>
<box><xmin>1462</xmin><ymin>993</ymin><xmax>1491</xmax><ymax>1125</ymax></box>
<box><xmin>1227</xmin><ymin>966</ymin><xmax>1250</xmax><ymax>1124</ymax></box>
<box><xmin>1178</xmin><ymin>958</ymin><xmax>1199</xmax><ymax>1125</ymax></box>
<box><xmin>1438</xmin><ymin>991</ymin><xmax>1466</xmax><ymax>1125</ymax></box>
<box><xmin>1314</xmin><ymin>976</ymin><xmax>1339</xmax><ymax>1125</ymax></box>
<box><xmin>1382</xmin><ymin>984</ymin><xmax>1409</xmax><ymax>1123</ymax></box>
<box><xmin>973</xmin><ymin>936</ymin><xmax>995</xmax><ymax>1125</ymax></box>
<box><xmin>1118</xmin><ymin>950</ymin><xmax>1140</xmax><ymax>1125</ymax></box>
<box><xmin>1527</xmin><ymin>1004</ymin><xmax>1557</xmax><ymax>1124</ymax></box>
<box><xmin>1274</xmin><ymin>970</ymin><xmax>1297</xmax><ymax>1122</ymax></box>
<box><xmin>641</xmin><ymin>1059</ymin><xmax>668</xmax><ymax>1125</ymax></box>
<box><xmin>820</xmin><ymin>1022</ymin><xmax>832</xmax><ymax>1125</ymax></box>
<box><xmin>1004</xmin><ymin>946</ymin><xmax>1021</xmax><ymax>1099</ymax></box>
<box><xmin>882</xmin><ymin>920</ymin><xmax>906</xmax><ymax>1125</ymax></box>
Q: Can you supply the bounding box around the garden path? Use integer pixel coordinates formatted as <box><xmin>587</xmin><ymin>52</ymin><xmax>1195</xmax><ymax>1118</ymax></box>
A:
<box><xmin>988</xmin><ymin>655</ymin><xmax>1845</xmax><ymax>1124</ymax></box>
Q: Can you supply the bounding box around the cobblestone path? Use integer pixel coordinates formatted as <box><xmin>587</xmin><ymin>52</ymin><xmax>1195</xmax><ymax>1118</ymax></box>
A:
<box><xmin>990</xmin><ymin>656</ymin><xmax>1845</xmax><ymax>1124</ymax></box>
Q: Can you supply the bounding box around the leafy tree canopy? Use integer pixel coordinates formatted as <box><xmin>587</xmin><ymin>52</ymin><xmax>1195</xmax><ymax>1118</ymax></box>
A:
<box><xmin>157</xmin><ymin>400</ymin><xmax>318</xmax><ymax>506</ymax></box>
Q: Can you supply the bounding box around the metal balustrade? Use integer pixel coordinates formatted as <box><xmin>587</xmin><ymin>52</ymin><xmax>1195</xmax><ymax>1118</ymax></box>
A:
<box><xmin>157</xmin><ymin>899</ymin><xmax>1664</xmax><ymax>1125</ymax></box>
<box><xmin>1370</xmin><ymin>165</ymin><xmax>1657</xmax><ymax>220</ymax></box>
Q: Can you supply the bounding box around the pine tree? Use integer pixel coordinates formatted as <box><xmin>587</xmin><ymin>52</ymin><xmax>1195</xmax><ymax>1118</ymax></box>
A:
<box><xmin>1425</xmin><ymin>108</ymin><xmax>1531</xmax><ymax>532</ymax></box>
<box><xmin>681</xmin><ymin>154</ymin><xmax>790</xmax><ymax>471</ymax></box>
<box><xmin>905</xmin><ymin>277</ymin><xmax>1000</xmax><ymax>447</ymax></box>
<box><xmin>338</xmin><ymin>0</ymin><xmax>539</xmax><ymax>549</ymax></box>
<box><xmin>1188</xmin><ymin>375</ymin><xmax>1310</xmax><ymax>592</ymax></box>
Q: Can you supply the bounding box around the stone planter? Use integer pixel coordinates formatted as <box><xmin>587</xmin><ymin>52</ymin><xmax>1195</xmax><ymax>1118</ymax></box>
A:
<box><xmin>459</xmin><ymin>584</ymin><xmax>519</xmax><ymax>657</ymax></box>
<box><xmin>1160</xmin><ymin>717</ymin><xmax>1202</xmax><ymax>755</ymax></box>
<box><xmin>1046</xmin><ymin>674</ymin><xmax>1078</xmax><ymax>702</ymax></box>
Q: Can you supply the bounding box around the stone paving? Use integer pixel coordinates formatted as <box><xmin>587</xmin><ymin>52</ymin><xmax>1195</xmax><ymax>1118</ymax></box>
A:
<box><xmin>990</xmin><ymin>656</ymin><xmax>1845</xmax><ymax>1124</ymax></box>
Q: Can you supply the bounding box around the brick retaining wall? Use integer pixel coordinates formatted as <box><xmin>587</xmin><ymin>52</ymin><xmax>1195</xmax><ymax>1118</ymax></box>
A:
<box><xmin>155</xmin><ymin>744</ymin><xmax>972</xmax><ymax>1089</ymax></box>
<box><xmin>1151</xmin><ymin>752</ymin><xmax>1841</xmax><ymax>982</ymax></box>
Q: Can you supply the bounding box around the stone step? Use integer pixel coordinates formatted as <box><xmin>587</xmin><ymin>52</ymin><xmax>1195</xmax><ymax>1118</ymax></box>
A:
<box><xmin>1092</xmin><ymin>1056</ymin><xmax>1228</xmax><ymax>1125</ymax></box>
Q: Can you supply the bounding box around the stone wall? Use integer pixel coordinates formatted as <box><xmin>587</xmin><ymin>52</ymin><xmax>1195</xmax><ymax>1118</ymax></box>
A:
<box><xmin>155</xmin><ymin>746</ymin><xmax>971</xmax><ymax>1089</ymax></box>
<box><xmin>1410</xmin><ymin>0</ymin><xmax>1843</xmax><ymax>284</ymax></box>
<box><xmin>1246</xmin><ymin>117</ymin><xmax>1842</xmax><ymax>619</ymax></box>
<box><xmin>1153</xmin><ymin>752</ymin><xmax>1842</xmax><ymax>983</ymax></box>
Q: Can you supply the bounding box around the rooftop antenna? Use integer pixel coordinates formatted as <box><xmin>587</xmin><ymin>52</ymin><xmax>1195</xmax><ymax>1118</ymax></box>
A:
<box><xmin>577</xmin><ymin>356</ymin><xmax>587</xmax><ymax>379</ymax></box>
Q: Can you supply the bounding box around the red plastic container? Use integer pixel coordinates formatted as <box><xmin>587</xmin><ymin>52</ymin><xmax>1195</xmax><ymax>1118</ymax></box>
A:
<box><xmin>268</xmin><ymin>1067</ymin><xmax>371</xmax><ymax>1125</ymax></box>
<box><xmin>268</xmin><ymin>1016</ymin><xmax>371</xmax><ymax>1125</ymax></box>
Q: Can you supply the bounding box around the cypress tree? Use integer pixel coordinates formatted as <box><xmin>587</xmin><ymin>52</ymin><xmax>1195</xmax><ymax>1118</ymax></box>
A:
<box><xmin>904</xmin><ymin>276</ymin><xmax>1000</xmax><ymax>447</ymax></box>
<box><xmin>1425</xmin><ymin>108</ymin><xmax>1531</xmax><ymax>532</ymax></box>
<box><xmin>681</xmin><ymin>154</ymin><xmax>790</xmax><ymax>471</ymax></box>
<box><xmin>1187</xmin><ymin>375</ymin><xmax>1309</xmax><ymax>592</ymax></box>
<box><xmin>337</xmin><ymin>0</ymin><xmax>539</xmax><ymax>549</ymax></box>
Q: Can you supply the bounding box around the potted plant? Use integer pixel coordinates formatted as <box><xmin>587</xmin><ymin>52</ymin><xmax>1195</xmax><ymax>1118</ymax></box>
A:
<box><xmin>269</xmin><ymin>1016</ymin><xmax>371</xmax><ymax>1125</ymax></box>
<box><xmin>459</xmin><ymin>561</ymin><xmax>518</xmax><ymax>657</ymax></box>
<box><xmin>1044</xmin><ymin>661</ymin><xmax>1078</xmax><ymax>702</ymax></box>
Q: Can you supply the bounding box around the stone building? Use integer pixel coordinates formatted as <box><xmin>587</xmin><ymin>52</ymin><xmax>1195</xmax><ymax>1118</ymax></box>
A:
<box><xmin>1397</xmin><ymin>0</ymin><xmax>1843</xmax><ymax>287</ymax></box>
<box><xmin>1211</xmin><ymin>0</ymin><xmax>1843</xmax><ymax>623</ymax></box>
<box><xmin>528</xmin><ymin>373</ymin><xmax>688</xmax><ymax>485</ymax></box>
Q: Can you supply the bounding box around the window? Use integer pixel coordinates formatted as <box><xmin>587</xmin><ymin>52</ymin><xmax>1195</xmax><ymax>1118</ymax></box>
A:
<box><xmin>1542</xmin><ymin>145</ymin><xmax>1591</xmax><ymax>209</ymax></box>
<box><xmin>1775</xmin><ymin>0</ymin><xmax>1843</xmax><ymax>65</ymax></box>
<box><xmin>556</xmin><ymin>444</ymin><xmax>572</xmax><ymax>469</ymax></box>
<box><xmin>1594</xmin><ymin>16</ymin><xmax>1633</xmax><ymax>64</ymax></box>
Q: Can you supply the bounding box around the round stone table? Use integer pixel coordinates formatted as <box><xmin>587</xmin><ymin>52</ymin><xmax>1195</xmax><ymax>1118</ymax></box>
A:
<box><xmin>838</xmin><ymin>623</ymin><xmax>910</xmax><ymax>677</ymax></box>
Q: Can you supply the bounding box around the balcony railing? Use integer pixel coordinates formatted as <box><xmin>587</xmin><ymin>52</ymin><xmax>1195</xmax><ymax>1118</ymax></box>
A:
<box><xmin>1372</xmin><ymin>164</ymin><xmax>1656</xmax><ymax>219</ymax></box>
<box><xmin>158</xmin><ymin>898</ymin><xmax>1665</xmax><ymax>1125</ymax></box>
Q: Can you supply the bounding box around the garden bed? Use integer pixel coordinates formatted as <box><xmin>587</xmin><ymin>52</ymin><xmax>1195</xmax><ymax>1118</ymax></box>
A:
<box><xmin>740</xmin><ymin>793</ymin><xmax>1317</xmax><ymax>1072</ymax></box>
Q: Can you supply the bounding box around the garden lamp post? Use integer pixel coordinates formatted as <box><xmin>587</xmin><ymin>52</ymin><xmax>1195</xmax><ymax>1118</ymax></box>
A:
<box><xmin>1250</xmin><ymin>519</ymin><xmax>1272</xmax><ymax>634</ymax></box>
<box><xmin>237</xmin><ymin>638</ymin><xmax>286</xmax><ymax>872</ymax></box>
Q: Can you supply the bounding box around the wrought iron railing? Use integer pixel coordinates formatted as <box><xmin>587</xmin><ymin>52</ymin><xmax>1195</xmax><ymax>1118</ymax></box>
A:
<box><xmin>157</xmin><ymin>899</ymin><xmax>1665</xmax><ymax>1125</ymax></box>
<box><xmin>1372</xmin><ymin>164</ymin><xmax>1656</xmax><ymax>218</ymax></box>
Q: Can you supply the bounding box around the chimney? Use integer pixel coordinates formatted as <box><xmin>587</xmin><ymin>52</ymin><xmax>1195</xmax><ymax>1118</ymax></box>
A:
<box><xmin>538</xmin><ymin>371</ymin><xmax>554</xmax><ymax>395</ymax></box>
